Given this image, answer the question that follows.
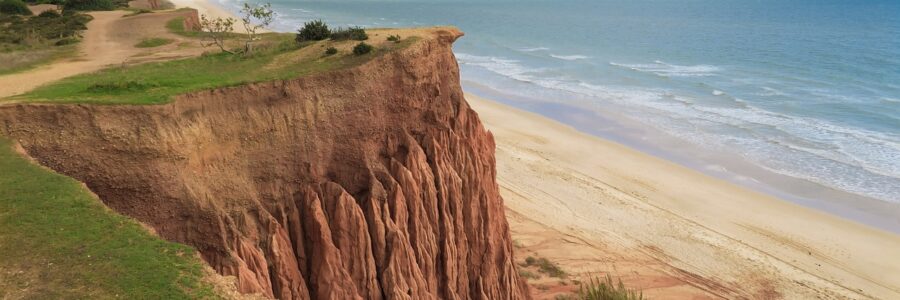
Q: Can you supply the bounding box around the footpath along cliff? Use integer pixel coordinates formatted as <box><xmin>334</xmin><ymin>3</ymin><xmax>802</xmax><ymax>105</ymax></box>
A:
<box><xmin>0</xmin><ymin>28</ymin><xmax>530</xmax><ymax>299</ymax></box>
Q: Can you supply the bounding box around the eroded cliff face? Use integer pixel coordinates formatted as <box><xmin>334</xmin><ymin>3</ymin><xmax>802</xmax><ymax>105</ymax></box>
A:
<box><xmin>0</xmin><ymin>29</ymin><xmax>530</xmax><ymax>299</ymax></box>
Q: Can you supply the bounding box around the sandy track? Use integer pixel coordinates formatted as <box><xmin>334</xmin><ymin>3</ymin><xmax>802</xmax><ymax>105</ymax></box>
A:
<box><xmin>467</xmin><ymin>94</ymin><xmax>900</xmax><ymax>299</ymax></box>
<box><xmin>0</xmin><ymin>10</ymin><xmax>204</xmax><ymax>99</ymax></box>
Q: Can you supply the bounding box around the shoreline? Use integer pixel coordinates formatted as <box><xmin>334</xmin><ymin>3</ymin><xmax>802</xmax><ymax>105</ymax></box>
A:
<box><xmin>463</xmin><ymin>81</ymin><xmax>900</xmax><ymax>234</ymax></box>
<box><xmin>467</xmin><ymin>93</ymin><xmax>900</xmax><ymax>298</ymax></box>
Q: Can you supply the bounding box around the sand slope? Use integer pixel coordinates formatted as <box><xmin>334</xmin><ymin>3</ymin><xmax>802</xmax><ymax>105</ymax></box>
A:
<box><xmin>468</xmin><ymin>94</ymin><xmax>900</xmax><ymax>299</ymax></box>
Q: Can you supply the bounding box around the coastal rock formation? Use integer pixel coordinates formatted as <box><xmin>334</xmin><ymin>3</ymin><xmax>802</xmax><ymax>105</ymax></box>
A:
<box><xmin>0</xmin><ymin>28</ymin><xmax>529</xmax><ymax>299</ymax></box>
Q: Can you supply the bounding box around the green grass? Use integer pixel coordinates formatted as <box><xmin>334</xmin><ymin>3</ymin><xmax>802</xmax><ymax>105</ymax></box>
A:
<box><xmin>524</xmin><ymin>255</ymin><xmax>567</xmax><ymax>278</ymax></box>
<box><xmin>166</xmin><ymin>16</ymin><xmax>200</xmax><ymax>37</ymax></box>
<box><xmin>135</xmin><ymin>37</ymin><xmax>174</xmax><ymax>48</ymax></box>
<box><xmin>8</xmin><ymin>34</ymin><xmax>419</xmax><ymax>105</ymax></box>
<box><xmin>0</xmin><ymin>137</ymin><xmax>219</xmax><ymax>299</ymax></box>
<box><xmin>577</xmin><ymin>275</ymin><xmax>644</xmax><ymax>300</ymax></box>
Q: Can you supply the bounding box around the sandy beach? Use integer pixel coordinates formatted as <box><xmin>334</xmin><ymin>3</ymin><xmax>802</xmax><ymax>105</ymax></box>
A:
<box><xmin>467</xmin><ymin>93</ymin><xmax>900</xmax><ymax>299</ymax></box>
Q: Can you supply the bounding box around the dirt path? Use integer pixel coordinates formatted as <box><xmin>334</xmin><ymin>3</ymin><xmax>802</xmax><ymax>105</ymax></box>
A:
<box><xmin>0</xmin><ymin>10</ymin><xmax>204</xmax><ymax>99</ymax></box>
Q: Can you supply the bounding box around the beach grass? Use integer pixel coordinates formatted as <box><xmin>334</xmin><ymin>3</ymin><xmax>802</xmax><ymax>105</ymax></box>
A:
<box><xmin>0</xmin><ymin>137</ymin><xmax>218</xmax><ymax>299</ymax></box>
<box><xmin>577</xmin><ymin>275</ymin><xmax>643</xmax><ymax>300</ymax></box>
<box><xmin>0</xmin><ymin>44</ymin><xmax>78</xmax><ymax>75</ymax></box>
<box><xmin>8</xmin><ymin>33</ymin><xmax>419</xmax><ymax>105</ymax></box>
<box><xmin>524</xmin><ymin>255</ymin><xmax>566</xmax><ymax>278</ymax></box>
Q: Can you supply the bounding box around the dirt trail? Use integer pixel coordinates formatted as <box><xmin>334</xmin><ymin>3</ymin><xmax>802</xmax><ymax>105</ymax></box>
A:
<box><xmin>0</xmin><ymin>10</ymin><xmax>203</xmax><ymax>99</ymax></box>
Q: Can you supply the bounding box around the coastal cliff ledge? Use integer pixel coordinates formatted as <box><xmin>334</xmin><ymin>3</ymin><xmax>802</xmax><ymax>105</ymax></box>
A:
<box><xmin>0</xmin><ymin>28</ymin><xmax>531</xmax><ymax>299</ymax></box>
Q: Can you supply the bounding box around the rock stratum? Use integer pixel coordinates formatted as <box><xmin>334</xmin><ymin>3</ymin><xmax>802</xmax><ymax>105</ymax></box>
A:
<box><xmin>0</xmin><ymin>28</ymin><xmax>529</xmax><ymax>299</ymax></box>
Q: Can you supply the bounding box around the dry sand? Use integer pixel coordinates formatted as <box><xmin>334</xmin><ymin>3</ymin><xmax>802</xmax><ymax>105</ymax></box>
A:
<box><xmin>467</xmin><ymin>94</ymin><xmax>900</xmax><ymax>299</ymax></box>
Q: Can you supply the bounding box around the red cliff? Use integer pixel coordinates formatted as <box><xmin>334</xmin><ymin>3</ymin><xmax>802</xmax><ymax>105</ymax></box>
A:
<box><xmin>0</xmin><ymin>28</ymin><xmax>530</xmax><ymax>299</ymax></box>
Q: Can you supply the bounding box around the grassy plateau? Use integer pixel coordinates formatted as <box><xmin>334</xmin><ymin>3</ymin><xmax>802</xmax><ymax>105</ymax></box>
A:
<box><xmin>6</xmin><ymin>31</ymin><xmax>418</xmax><ymax>105</ymax></box>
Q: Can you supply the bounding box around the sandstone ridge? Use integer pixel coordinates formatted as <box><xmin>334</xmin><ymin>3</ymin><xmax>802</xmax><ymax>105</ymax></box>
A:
<box><xmin>0</xmin><ymin>28</ymin><xmax>530</xmax><ymax>299</ymax></box>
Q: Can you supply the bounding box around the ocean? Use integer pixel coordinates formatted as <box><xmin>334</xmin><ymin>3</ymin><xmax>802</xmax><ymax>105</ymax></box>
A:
<box><xmin>214</xmin><ymin>0</ymin><xmax>900</xmax><ymax>231</ymax></box>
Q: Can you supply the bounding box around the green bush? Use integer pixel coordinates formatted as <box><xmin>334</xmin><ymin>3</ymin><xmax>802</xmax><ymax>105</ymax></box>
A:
<box><xmin>36</xmin><ymin>9</ymin><xmax>60</xmax><ymax>18</ymax></box>
<box><xmin>518</xmin><ymin>269</ymin><xmax>540</xmax><ymax>280</ymax></box>
<box><xmin>23</xmin><ymin>0</ymin><xmax>64</xmax><ymax>4</ymax></box>
<box><xmin>330</xmin><ymin>26</ymin><xmax>367</xmax><ymax>41</ymax></box>
<box><xmin>64</xmin><ymin>0</ymin><xmax>115</xmax><ymax>11</ymax></box>
<box><xmin>352</xmin><ymin>42</ymin><xmax>372</xmax><ymax>55</ymax></box>
<box><xmin>0</xmin><ymin>0</ymin><xmax>33</xmax><ymax>15</ymax></box>
<box><xmin>295</xmin><ymin>19</ymin><xmax>329</xmax><ymax>42</ymax></box>
<box><xmin>387</xmin><ymin>34</ymin><xmax>401</xmax><ymax>43</ymax></box>
<box><xmin>0</xmin><ymin>9</ymin><xmax>91</xmax><ymax>46</ymax></box>
<box><xmin>578</xmin><ymin>275</ymin><xmax>643</xmax><ymax>300</ymax></box>
<box><xmin>54</xmin><ymin>37</ymin><xmax>78</xmax><ymax>45</ymax></box>
<box><xmin>324</xmin><ymin>46</ymin><xmax>337</xmax><ymax>56</ymax></box>
<box><xmin>536</xmin><ymin>257</ymin><xmax>566</xmax><ymax>278</ymax></box>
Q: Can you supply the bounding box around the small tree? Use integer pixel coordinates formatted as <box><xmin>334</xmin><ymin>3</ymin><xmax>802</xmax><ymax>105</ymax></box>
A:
<box><xmin>239</xmin><ymin>2</ymin><xmax>275</xmax><ymax>54</ymax></box>
<box><xmin>199</xmin><ymin>14</ymin><xmax>235</xmax><ymax>53</ymax></box>
<box><xmin>296</xmin><ymin>19</ymin><xmax>329</xmax><ymax>42</ymax></box>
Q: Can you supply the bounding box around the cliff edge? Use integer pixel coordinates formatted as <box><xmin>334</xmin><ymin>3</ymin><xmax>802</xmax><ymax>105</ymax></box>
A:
<box><xmin>0</xmin><ymin>28</ymin><xmax>530</xmax><ymax>299</ymax></box>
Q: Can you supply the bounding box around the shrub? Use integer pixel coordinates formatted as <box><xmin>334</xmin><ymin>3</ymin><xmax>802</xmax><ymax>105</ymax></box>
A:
<box><xmin>330</xmin><ymin>26</ymin><xmax>367</xmax><ymax>41</ymax></box>
<box><xmin>387</xmin><ymin>34</ymin><xmax>401</xmax><ymax>43</ymax></box>
<box><xmin>64</xmin><ymin>0</ymin><xmax>115</xmax><ymax>11</ymax></box>
<box><xmin>518</xmin><ymin>269</ymin><xmax>540</xmax><ymax>280</ymax></box>
<box><xmin>54</xmin><ymin>37</ymin><xmax>78</xmax><ymax>45</ymax></box>
<box><xmin>0</xmin><ymin>0</ymin><xmax>32</xmax><ymax>15</ymax></box>
<box><xmin>578</xmin><ymin>275</ymin><xmax>643</xmax><ymax>300</ymax></box>
<box><xmin>525</xmin><ymin>256</ymin><xmax>537</xmax><ymax>265</ymax></box>
<box><xmin>295</xmin><ymin>19</ymin><xmax>329</xmax><ymax>42</ymax></box>
<box><xmin>352</xmin><ymin>42</ymin><xmax>372</xmax><ymax>55</ymax></box>
<box><xmin>36</xmin><ymin>9</ymin><xmax>60</xmax><ymax>18</ymax></box>
<box><xmin>324</xmin><ymin>46</ymin><xmax>337</xmax><ymax>56</ymax></box>
<box><xmin>0</xmin><ymin>9</ymin><xmax>91</xmax><ymax>46</ymax></box>
<box><xmin>535</xmin><ymin>257</ymin><xmax>566</xmax><ymax>278</ymax></box>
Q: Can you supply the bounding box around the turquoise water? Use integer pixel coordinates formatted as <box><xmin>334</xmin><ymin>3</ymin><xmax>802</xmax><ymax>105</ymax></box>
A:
<box><xmin>217</xmin><ymin>0</ymin><xmax>900</xmax><ymax>228</ymax></box>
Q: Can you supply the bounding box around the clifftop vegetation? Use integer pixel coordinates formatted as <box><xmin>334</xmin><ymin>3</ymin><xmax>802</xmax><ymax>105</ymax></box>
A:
<box><xmin>8</xmin><ymin>26</ymin><xmax>420</xmax><ymax>104</ymax></box>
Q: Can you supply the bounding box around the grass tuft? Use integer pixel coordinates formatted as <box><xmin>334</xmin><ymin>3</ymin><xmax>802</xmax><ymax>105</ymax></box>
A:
<box><xmin>577</xmin><ymin>275</ymin><xmax>643</xmax><ymax>300</ymax></box>
<box><xmin>135</xmin><ymin>37</ymin><xmax>173</xmax><ymax>48</ymax></box>
<box><xmin>524</xmin><ymin>256</ymin><xmax>566</xmax><ymax>278</ymax></box>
